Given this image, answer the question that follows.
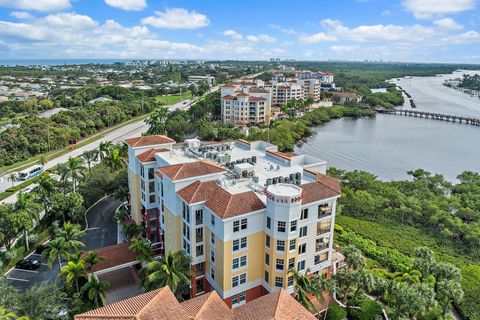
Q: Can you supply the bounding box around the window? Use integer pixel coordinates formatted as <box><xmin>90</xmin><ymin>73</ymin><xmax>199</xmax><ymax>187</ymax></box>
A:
<box><xmin>276</xmin><ymin>240</ymin><xmax>285</xmax><ymax>252</ymax></box>
<box><xmin>195</xmin><ymin>209</ymin><xmax>203</xmax><ymax>225</ymax></box>
<box><xmin>161</xmin><ymin>200</ymin><xmax>164</xmax><ymax>212</ymax></box>
<box><xmin>299</xmin><ymin>226</ymin><xmax>308</xmax><ymax>237</ymax></box>
<box><xmin>233</xmin><ymin>237</ymin><xmax>247</xmax><ymax>252</ymax></box>
<box><xmin>233</xmin><ymin>256</ymin><xmax>247</xmax><ymax>269</ymax></box>
<box><xmin>211</xmin><ymin>233</ymin><xmax>215</xmax><ymax>246</ymax></box>
<box><xmin>149</xmin><ymin>194</ymin><xmax>155</xmax><ymax>204</ymax></box>
<box><xmin>211</xmin><ymin>267</ymin><xmax>215</xmax><ymax>279</ymax></box>
<box><xmin>233</xmin><ymin>220</ymin><xmax>240</xmax><ymax>232</ymax></box>
<box><xmin>210</xmin><ymin>250</ymin><xmax>215</xmax><ymax>263</ymax></box>
<box><xmin>289</xmin><ymin>239</ymin><xmax>296</xmax><ymax>251</ymax></box>
<box><xmin>288</xmin><ymin>276</ymin><xmax>294</xmax><ymax>287</ymax></box>
<box><xmin>265</xmin><ymin>253</ymin><xmax>270</xmax><ymax>266</ymax></box>
<box><xmin>301</xmin><ymin>208</ymin><xmax>309</xmax><ymax>220</ymax></box>
<box><xmin>275</xmin><ymin>277</ymin><xmax>283</xmax><ymax>287</ymax></box>
<box><xmin>232</xmin><ymin>273</ymin><xmax>247</xmax><ymax>287</ymax></box>
<box><xmin>240</xmin><ymin>255</ymin><xmax>247</xmax><ymax>268</ymax></box>
<box><xmin>276</xmin><ymin>259</ymin><xmax>284</xmax><ymax>271</ymax></box>
<box><xmin>232</xmin><ymin>291</ymin><xmax>246</xmax><ymax>307</ymax></box>
<box><xmin>196</xmin><ymin>245</ymin><xmax>204</xmax><ymax>256</ymax></box>
<box><xmin>266</xmin><ymin>216</ymin><xmax>271</xmax><ymax>229</ymax></box>
<box><xmin>148</xmin><ymin>168</ymin><xmax>154</xmax><ymax>180</ymax></box>
<box><xmin>290</xmin><ymin>220</ymin><xmax>297</xmax><ymax>232</ymax></box>
<box><xmin>160</xmin><ymin>181</ymin><xmax>163</xmax><ymax>197</ymax></box>
<box><xmin>210</xmin><ymin>214</ymin><xmax>216</xmax><ymax>226</ymax></box>
<box><xmin>241</xmin><ymin>219</ymin><xmax>248</xmax><ymax>230</ymax></box>
<box><xmin>298</xmin><ymin>243</ymin><xmax>306</xmax><ymax>254</ymax></box>
<box><xmin>298</xmin><ymin>260</ymin><xmax>306</xmax><ymax>271</ymax></box>
<box><xmin>288</xmin><ymin>257</ymin><xmax>295</xmax><ymax>270</ymax></box>
<box><xmin>240</xmin><ymin>273</ymin><xmax>246</xmax><ymax>284</ymax></box>
<box><xmin>264</xmin><ymin>271</ymin><xmax>269</xmax><ymax>282</ymax></box>
<box><xmin>265</xmin><ymin>235</ymin><xmax>270</xmax><ymax>248</ymax></box>
<box><xmin>277</xmin><ymin>221</ymin><xmax>286</xmax><ymax>232</ymax></box>
<box><xmin>233</xmin><ymin>257</ymin><xmax>239</xmax><ymax>270</ymax></box>
<box><xmin>149</xmin><ymin>181</ymin><xmax>155</xmax><ymax>192</ymax></box>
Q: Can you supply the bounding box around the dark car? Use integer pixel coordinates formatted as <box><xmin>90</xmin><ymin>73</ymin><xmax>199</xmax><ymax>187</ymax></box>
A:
<box><xmin>16</xmin><ymin>259</ymin><xmax>41</xmax><ymax>270</ymax></box>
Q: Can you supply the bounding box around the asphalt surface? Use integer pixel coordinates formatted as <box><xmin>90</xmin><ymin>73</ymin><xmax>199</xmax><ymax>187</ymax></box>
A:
<box><xmin>5</xmin><ymin>196</ymin><xmax>119</xmax><ymax>290</ymax></box>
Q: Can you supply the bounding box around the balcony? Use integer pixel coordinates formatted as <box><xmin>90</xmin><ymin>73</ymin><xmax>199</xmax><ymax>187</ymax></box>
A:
<box><xmin>316</xmin><ymin>242</ymin><xmax>329</xmax><ymax>252</ymax></box>
<box><xmin>195</xmin><ymin>215</ymin><xmax>203</xmax><ymax>226</ymax></box>
<box><xmin>196</xmin><ymin>245</ymin><xmax>204</xmax><ymax>257</ymax></box>
<box><xmin>314</xmin><ymin>255</ymin><xmax>328</xmax><ymax>265</ymax></box>
<box><xmin>195</xmin><ymin>227</ymin><xmax>204</xmax><ymax>243</ymax></box>
<box><xmin>317</xmin><ymin>226</ymin><xmax>331</xmax><ymax>236</ymax></box>
<box><xmin>318</xmin><ymin>206</ymin><xmax>332</xmax><ymax>219</ymax></box>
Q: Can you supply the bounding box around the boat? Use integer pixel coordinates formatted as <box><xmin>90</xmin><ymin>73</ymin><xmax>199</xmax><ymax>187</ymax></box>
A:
<box><xmin>409</xmin><ymin>99</ymin><xmax>416</xmax><ymax>108</ymax></box>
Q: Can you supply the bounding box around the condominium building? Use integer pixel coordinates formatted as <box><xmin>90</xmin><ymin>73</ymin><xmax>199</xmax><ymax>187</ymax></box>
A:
<box><xmin>126</xmin><ymin>135</ymin><xmax>341</xmax><ymax>308</ymax></box>
<box><xmin>220</xmin><ymin>81</ymin><xmax>272</xmax><ymax>126</ymax></box>
<box><xmin>266</xmin><ymin>81</ymin><xmax>304</xmax><ymax>106</ymax></box>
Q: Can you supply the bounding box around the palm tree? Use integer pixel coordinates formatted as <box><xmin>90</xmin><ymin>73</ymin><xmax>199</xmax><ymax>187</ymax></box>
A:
<box><xmin>146</xmin><ymin>107</ymin><xmax>169</xmax><ymax>135</ymax></box>
<box><xmin>82</xmin><ymin>150</ymin><xmax>98</xmax><ymax>172</ymax></box>
<box><xmin>99</xmin><ymin>141</ymin><xmax>113</xmax><ymax>161</ymax></box>
<box><xmin>104</xmin><ymin>147</ymin><xmax>124</xmax><ymax>170</ymax></box>
<box><xmin>61</xmin><ymin>260</ymin><xmax>87</xmax><ymax>293</ymax></box>
<box><xmin>15</xmin><ymin>192</ymin><xmax>39</xmax><ymax>251</ymax></box>
<box><xmin>39</xmin><ymin>155</ymin><xmax>48</xmax><ymax>168</ymax></box>
<box><xmin>42</xmin><ymin>237</ymin><xmax>70</xmax><ymax>272</ymax></box>
<box><xmin>129</xmin><ymin>237</ymin><xmax>153</xmax><ymax>266</ymax></box>
<box><xmin>141</xmin><ymin>251</ymin><xmax>193</xmax><ymax>298</ymax></box>
<box><xmin>290</xmin><ymin>268</ymin><xmax>324</xmax><ymax>312</ymax></box>
<box><xmin>0</xmin><ymin>306</ymin><xmax>29</xmax><ymax>320</ymax></box>
<box><xmin>55</xmin><ymin>163</ymin><xmax>70</xmax><ymax>193</ymax></box>
<box><xmin>352</xmin><ymin>269</ymin><xmax>375</xmax><ymax>301</ymax></box>
<box><xmin>36</xmin><ymin>174</ymin><xmax>55</xmax><ymax>217</ymax></box>
<box><xmin>8</xmin><ymin>173</ymin><xmax>16</xmax><ymax>187</ymax></box>
<box><xmin>81</xmin><ymin>275</ymin><xmax>109</xmax><ymax>308</ymax></box>
<box><xmin>65</xmin><ymin>157</ymin><xmax>86</xmax><ymax>193</ymax></box>
<box><xmin>58</xmin><ymin>222</ymin><xmax>85</xmax><ymax>252</ymax></box>
<box><xmin>343</xmin><ymin>246</ymin><xmax>366</xmax><ymax>270</ymax></box>
<box><xmin>83</xmin><ymin>251</ymin><xmax>105</xmax><ymax>276</ymax></box>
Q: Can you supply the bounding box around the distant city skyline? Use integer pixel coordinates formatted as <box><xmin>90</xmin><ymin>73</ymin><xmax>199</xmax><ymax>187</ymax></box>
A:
<box><xmin>0</xmin><ymin>0</ymin><xmax>479</xmax><ymax>63</ymax></box>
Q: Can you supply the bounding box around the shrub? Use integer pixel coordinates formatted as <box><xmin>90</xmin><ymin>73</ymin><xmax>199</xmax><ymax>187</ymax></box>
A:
<box><xmin>326</xmin><ymin>304</ymin><xmax>347</xmax><ymax>320</ymax></box>
<box><xmin>349</xmin><ymin>300</ymin><xmax>383</xmax><ymax>320</ymax></box>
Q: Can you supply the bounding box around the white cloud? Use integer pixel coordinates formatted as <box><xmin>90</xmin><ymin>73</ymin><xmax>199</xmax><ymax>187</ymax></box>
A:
<box><xmin>44</xmin><ymin>13</ymin><xmax>98</xmax><ymax>29</ymax></box>
<box><xmin>330</xmin><ymin>45</ymin><xmax>359</xmax><ymax>52</ymax></box>
<box><xmin>105</xmin><ymin>0</ymin><xmax>146</xmax><ymax>11</ymax></box>
<box><xmin>222</xmin><ymin>29</ymin><xmax>242</xmax><ymax>40</ymax></box>
<box><xmin>10</xmin><ymin>11</ymin><xmax>33</xmax><ymax>19</ymax></box>
<box><xmin>299</xmin><ymin>32</ymin><xmax>337</xmax><ymax>43</ymax></box>
<box><xmin>246</xmin><ymin>34</ymin><xmax>276</xmax><ymax>43</ymax></box>
<box><xmin>0</xmin><ymin>0</ymin><xmax>71</xmax><ymax>12</ymax></box>
<box><xmin>433</xmin><ymin>18</ymin><xmax>463</xmax><ymax>30</ymax></box>
<box><xmin>268</xmin><ymin>24</ymin><xmax>298</xmax><ymax>35</ymax></box>
<box><xmin>141</xmin><ymin>8</ymin><xmax>209</xmax><ymax>29</ymax></box>
<box><xmin>443</xmin><ymin>30</ymin><xmax>480</xmax><ymax>44</ymax></box>
<box><xmin>403</xmin><ymin>0</ymin><xmax>475</xmax><ymax>19</ymax></box>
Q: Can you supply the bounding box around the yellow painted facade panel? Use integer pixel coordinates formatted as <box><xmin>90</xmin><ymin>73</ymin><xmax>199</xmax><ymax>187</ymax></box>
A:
<box><xmin>164</xmin><ymin>207</ymin><xmax>180</xmax><ymax>253</ymax></box>
<box><xmin>128</xmin><ymin>168</ymin><xmax>142</xmax><ymax>224</ymax></box>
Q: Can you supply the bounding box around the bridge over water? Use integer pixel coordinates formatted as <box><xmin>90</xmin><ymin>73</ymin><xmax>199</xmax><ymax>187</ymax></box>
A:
<box><xmin>377</xmin><ymin>108</ymin><xmax>480</xmax><ymax>127</ymax></box>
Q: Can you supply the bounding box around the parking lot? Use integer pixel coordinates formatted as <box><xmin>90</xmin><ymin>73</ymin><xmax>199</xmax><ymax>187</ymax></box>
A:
<box><xmin>5</xmin><ymin>197</ymin><xmax>120</xmax><ymax>290</ymax></box>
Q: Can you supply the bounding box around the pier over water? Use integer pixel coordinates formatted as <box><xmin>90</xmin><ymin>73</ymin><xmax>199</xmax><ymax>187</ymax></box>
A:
<box><xmin>377</xmin><ymin>108</ymin><xmax>480</xmax><ymax>126</ymax></box>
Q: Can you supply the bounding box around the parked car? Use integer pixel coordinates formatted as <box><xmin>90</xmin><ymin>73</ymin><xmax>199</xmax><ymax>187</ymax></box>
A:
<box><xmin>16</xmin><ymin>259</ymin><xmax>40</xmax><ymax>270</ymax></box>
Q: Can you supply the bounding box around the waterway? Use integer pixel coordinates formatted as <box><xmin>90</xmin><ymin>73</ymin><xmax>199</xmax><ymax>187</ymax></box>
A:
<box><xmin>295</xmin><ymin>70</ymin><xmax>480</xmax><ymax>181</ymax></box>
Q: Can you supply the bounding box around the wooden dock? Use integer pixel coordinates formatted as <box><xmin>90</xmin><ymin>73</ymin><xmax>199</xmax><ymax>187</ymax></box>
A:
<box><xmin>377</xmin><ymin>109</ymin><xmax>480</xmax><ymax>126</ymax></box>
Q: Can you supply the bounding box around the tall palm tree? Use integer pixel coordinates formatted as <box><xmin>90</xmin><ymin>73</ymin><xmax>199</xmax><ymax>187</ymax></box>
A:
<box><xmin>82</xmin><ymin>150</ymin><xmax>98</xmax><ymax>173</ymax></box>
<box><xmin>290</xmin><ymin>268</ymin><xmax>324</xmax><ymax>312</ymax></box>
<box><xmin>42</xmin><ymin>237</ymin><xmax>70</xmax><ymax>272</ymax></box>
<box><xmin>104</xmin><ymin>147</ymin><xmax>124</xmax><ymax>171</ymax></box>
<box><xmin>36</xmin><ymin>174</ymin><xmax>55</xmax><ymax>217</ymax></box>
<box><xmin>81</xmin><ymin>275</ymin><xmax>109</xmax><ymax>308</ymax></box>
<box><xmin>99</xmin><ymin>141</ymin><xmax>113</xmax><ymax>161</ymax></box>
<box><xmin>61</xmin><ymin>260</ymin><xmax>87</xmax><ymax>294</ymax></box>
<box><xmin>65</xmin><ymin>157</ymin><xmax>86</xmax><ymax>193</ymax></box>
<box><xmin>146</xmin><ymin>107</ymin><xmax>169</xmax><ymax>135</ymax></box>
<box><xmin>39</xmin><ymin>155</ymin><xmax>48</xmax><ymax>168</ymax></box>
<box><xmin>55</xmin><ymin>163</ymin><xmax>70</xmax><ymax>193</ymax></box>
<box><xmin>58</xmin><ymin>222</ymin><xmax>85</xmax><ymax>252</ymax></box>
<box><xmin>141</xmin><ymin>251</ymin><xmax>193</xmax><ymax>298</ymax></box>
<box><xmin>15</xmin><ymin>192</ymin><xmax>39</xmax><ymax>251</ymax></box>
<box><xmin>8</xmin><ymin>173</ymin><xmax>16</xmax><ymax>187</ymax></box>
<box><xmin>82</xmin><ymin>251</ymin><xmax>105</xmax><ymax>276</ymax></box>
<box><xmin>129</xmin><ymin>237</ymin><xmax>153</xmax><ymax>266</ymax></box>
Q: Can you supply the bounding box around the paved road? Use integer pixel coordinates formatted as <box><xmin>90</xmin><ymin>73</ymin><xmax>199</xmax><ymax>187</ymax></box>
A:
<box><xmin>5</xmin><ymin>197</ymin><xmax>119</xmax><ymax>290</ymax></box>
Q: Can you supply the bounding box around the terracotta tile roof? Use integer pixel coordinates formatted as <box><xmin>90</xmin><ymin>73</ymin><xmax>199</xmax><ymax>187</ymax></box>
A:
<box><xmin>158</xmin><ymin>160</ymin><xmax>226</xmax><ymax>181</ymax></box>
<box><xmin>248</xmin><ymin>96</ymin><xmax>267</xmax><ymax>102</ymax></box>
<box><xmin>267</xmin><ymin>149</ymin><xmax>293</xmax><ymax>160</ymax></box>
<box><xmin>136</xmin><ymin>148</ymin><xmax>170</xmax><ymax>163</ymax></box>
<box><xmin>236</xmin><ymin>92</ymin><xmax>249</xmax><ymax>97</ymax></box>
<box><xmin>181</xmin><ymin>291</ymin><xmax>234</xmax><ymax>320</ymax></box>
<box><xmin>300</xmin><ymin>174</ymin><xmax>341</xmax><ymax>205</ymax></box>
<box><xmin>83</xmin><ymin>243</ymin><xmax>138</xmax><ymax>273</ymax></box>
<box><xmin>234</xmin><ymin>289</ymin><xmax>316</xmax><ymax>320</ymax></box>
<box><xmin>222</xmin><ymin>95</ymin><xmax>237</xmax><ymax>100</ymax></box>
<box><xmin>75</xmin><ymin>287</ymin><xmax>189</xmax><ymax>320</ymax></box>
<box><xmin>236</xmin><ymin>139</ymin><xmax>250</xmax><ymax>145</ymax></box>
<box><xmin>177</xmin><ymin>180</ymin><xmax>222</xmax><ymax>204</ymax></box>
<box><xmin>205</xmin><ymin>188</ymin><xmax>266</xmax><ymax>219</ymax></box>
<box><xmin>125</xmin><ymin>135</ymin><xmax>175</xmax><ymax>148</ymax></box>
<box><xmin>248</xmin><ymin>88</ymin><xmax>270</xmax><ymax>93</ymax></box>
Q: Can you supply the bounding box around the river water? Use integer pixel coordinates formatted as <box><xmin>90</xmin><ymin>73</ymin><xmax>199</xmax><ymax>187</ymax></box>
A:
<box><xmin>295</xmin><ymin>70</ymin><xmax>480</xmax><ymax>181</ymax></box>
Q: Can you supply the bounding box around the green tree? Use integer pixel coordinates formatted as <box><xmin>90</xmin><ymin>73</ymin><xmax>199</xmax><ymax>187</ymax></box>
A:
<box><xmin>36</xmin><ymin>174</ymin><xmax>55</xmax><ymax>217</ymax></box>
<box><xmin>0</xmin><ymin>306</ymin><xmax>28</xmax><ymax>320</ymax></box>
<box><xmin>42</xmin><ymin>237</ymin><xmax>69</xmax><ymax>271</ymax></box>
<box><xmin>65</xmin><ymin>157</ymin><xmax>86</xmax><ymax>193</ymax></box>
<box><xmin>146</xmin><ymin>107</ymin><xmax>169</xmax><ymax>135</ymax></box>
<box><xmin>55</xmin><ymin>163</ymin><xmax>70</xmax><ymax>193</ymax></box>
<box><xmin>289</xmin><ymin>268</ymin><xmax>325</xmax><ymax>312</ymax></box>
<box><xmin>99</xmin><ymin>141</ymin><xmax>113</xmax><ymax>161</ymax></box>
<box><xmin>0</xmin><ymin>204</ymin><xmax>20</xmax><ymax>249</ymax></box>
<box><xmin>82</xmin><ymin>251</ymin><xmax>105</xmax><ymax>276</ymax></box>
<box><xmin>103</xmin><ymin>147</ymin><xmax>124</xmax><ymax>170</ymax></box>
<box><xmin>141</xmin><ymin>251</ymin><xmax>193</xmax><ymax>299</ymax></box>
<box><xmin>14</xmin><ymin>192</ymin><xmax>40</xmax><ymax>251</ymax></box>
<box><xmin>7</xmin><ymin>173</ymin><xmax>16</xmax><ymax>188</ymax></box>
<box><xmin>129</xmin><ymin>237</ymin><xmax>154</xmax><ymax>265</ymax></box>
<box><xmin>49</xmin><ymin>192</ymin><xmax>85</xmax><ymax>224</ymax></box>
<box><xmin>61</xmin><ymin>260</ymin><xmax>87</xmax><ymax>294</ymax></box>
<box><xmin>81</xmin><ymin>275</ymin><xmax>109</xmax><ymax>308</ymax></box>
<box><xmin>39</xmin><ymin>156</ymin><xmax>48</xmax><ymax>168</ymax></box>
<box><xmin>58</xmin><ymin>222</ymin><xmax>85</xmax><ymax>252</ymax></box>
<box><xmin>82</xmin><ymin>150</ymin><xmax>98</xmax><ymax>172</ymax></box>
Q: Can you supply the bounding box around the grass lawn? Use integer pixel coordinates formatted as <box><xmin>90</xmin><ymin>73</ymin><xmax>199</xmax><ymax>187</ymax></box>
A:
<box><xmin>155</xmin><ymin>92</ymin><xmax>192</xmax><ymax>105</ymax></box>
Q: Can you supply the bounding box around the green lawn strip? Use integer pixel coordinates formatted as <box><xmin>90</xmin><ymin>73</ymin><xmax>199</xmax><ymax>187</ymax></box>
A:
<box><xmin>155</xmin><ymin>92</ymin><xmax>192</xmax><ymax>104</ymax></box>
<box><xmin>336</xmin><ymin>215</ymin><xmax>480</xmax><ymax>320</ymax></box>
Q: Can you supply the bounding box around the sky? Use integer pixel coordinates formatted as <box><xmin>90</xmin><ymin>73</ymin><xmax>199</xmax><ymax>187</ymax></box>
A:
<box><xmin>0</xmin><ymin>0</ymin><xmax>479</xmax><ymax>63</ymax></box>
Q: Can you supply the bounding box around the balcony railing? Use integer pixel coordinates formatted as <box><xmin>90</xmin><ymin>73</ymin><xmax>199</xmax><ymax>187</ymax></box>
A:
<box><xmin>195</xmin><ymin>216</ymin><xmax>203</xmax><ymax>225</ymax></box>
<box><xmin>314</xmin><ymin>256</ymin><xmax>328</xmax><ymax>265</ymax></box>
<box><xmin>195</xmin><ymin>267</ymin><xmax>205</xmax><ymax>278</ymax></box>
<box><xmin>318</xmin><ymin>208</ymin><xmax>332</xmax><ymax>219</ymax></box>
<box><xmin>317</xmin><ymin>227</ymin><xmax>331</xmax><ymax>236</ymax></box>
<box><xmin>316</xmin><ymin>243</ymin><xmax>329</xmax><ymax>252</ymax></box>
<box><xmin>196</xmin><ymin>233</ymin><xmax>203</xmax><ymax>243</ymax></box>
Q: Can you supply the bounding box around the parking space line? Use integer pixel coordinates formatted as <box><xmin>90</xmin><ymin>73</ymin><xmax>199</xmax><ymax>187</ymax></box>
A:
<box><xmin>7</xmin><ymin>277</ymin><xmax>29</xmax><ymax>282</ymax></box>
<box><xmin>41</xmin><ymin>263</ymin><xmax>49</xmax><ymax>266</ymax></box>
<box><xmin>29</xmin><ymin>253</ymin><xmax>42</xmax><ymax>257</ymax></box>
<box><xmin>86</xmin><ymin>227</ymin><xmax>99</xmax><ymax>231</ymax></box>
<box><xmin>13</xmin><ymin>269</ymin><xmax>39</xmax><ymax>274</ymax></box>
